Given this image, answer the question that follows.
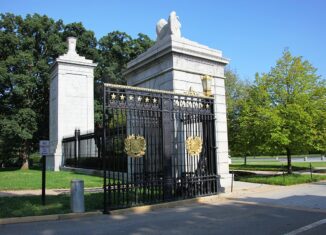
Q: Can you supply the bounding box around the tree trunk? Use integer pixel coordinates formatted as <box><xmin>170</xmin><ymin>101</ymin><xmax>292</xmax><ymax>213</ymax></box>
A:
<box><xmin>20</xmin><ymin>142</ymin><xmax>29</xmax><ymax>170</ymax></box>
<box><xmin>286</xmin><ymin>147</ymin><xmax>292</xmax><ymax>174</ymax></box>
<box><xmin>20</xmin><ymin>154</ymin><xmax>29</xmax><ymax>170</ymax></box>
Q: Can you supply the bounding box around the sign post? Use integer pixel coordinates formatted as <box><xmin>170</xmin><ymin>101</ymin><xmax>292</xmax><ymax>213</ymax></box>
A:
<box><xmin>39</xmin><ymin>140</ymin><xmax>49</xmax><ymax>205</ymax></box>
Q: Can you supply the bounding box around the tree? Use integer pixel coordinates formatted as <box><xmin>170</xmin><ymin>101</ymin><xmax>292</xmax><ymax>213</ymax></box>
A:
<box><xmin>0</xmin><ymin>13</ymin><xmax>154</xmax><ymax>168</ymax></box>
<box><xmin>252</xmin><ymin>50</ymin><xmax>326</xmax><ymax>173</ymax></box>
<box><xmin>96</xmin><ymin>31</ymin><xmax>153</xmax><ymax>86</ymax></box>
<box><xmin>94</xmin><ymin>31</ymin><xmax>153</xmax><ymax>125</ymax></box>
<box><xmin>0</xmin><ymin>14</ymin><xmax>98</xmax><ymax>168</ymax></box>
<box><xmin>225</xmin><ymin>69</ymin><xmax>251</xmax><ymax>158</ymax></box>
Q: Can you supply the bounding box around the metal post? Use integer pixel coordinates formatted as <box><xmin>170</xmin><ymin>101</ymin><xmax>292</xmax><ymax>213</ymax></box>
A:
<box><xmin>162</xmin><ymin>94</ymin><xmax>173</xmax><ymax>200</ymax></box>
<box><xmin>231</xmin><ymin>172</ymin><xmax>234</xmax><ymax>192</ymax></box>
<box><xmin>282</xmin><ymin>163</ymin><xmax>285</xmax><ymax>184</ymax></box>
<box><xmin>42</xmin><ymin>155</ymin><xmax>46</xmax><ymax>205</ymax></box>
<box><xmin>310</xmin><ymin>163</ymin><xmax>313</xmax><ymax>180</ymax></box>
<box><xmin>70</xmin><ymin>179</ymin><xmax>85</xmax><ymax>213</ymax></box>
<box><xmin>102</xmin><ymin>85</ymin><xmax>108</xmax><ymax>214</ymax></box>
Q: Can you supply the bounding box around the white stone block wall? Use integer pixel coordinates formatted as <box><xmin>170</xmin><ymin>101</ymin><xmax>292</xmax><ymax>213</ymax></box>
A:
<box><xmin>49</xmin><ymin>37</ymin><xmax>97</xmax><ymax>171</ymax></box>
<box><xmin>213</xmin><ymin>77</ymin><xmax>232</xmax><ymax>191</ymax></box>
<box><xmin>125</xmin><ymin>35</ymin><xmax>232</xmax><ymax>191</ymax></box>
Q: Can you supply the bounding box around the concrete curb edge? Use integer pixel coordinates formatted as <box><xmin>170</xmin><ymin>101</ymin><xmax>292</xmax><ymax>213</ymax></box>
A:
<box><xmin>0</xmin><ymin>194</ymin><xmax>223</xmax><ymax>225</ymax></box>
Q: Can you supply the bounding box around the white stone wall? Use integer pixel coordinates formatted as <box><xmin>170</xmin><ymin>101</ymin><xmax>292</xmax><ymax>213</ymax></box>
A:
<box><xmin>213</xmin><ymin>77</ymin><xmax>232</xmax><ymax>191</ymax></box>
<box><xmin>125</xmin><ymin>35</ymin><xmax>232</xmax><ymax>190</ymax></box>
<box><xmin>49</xmin><ymin>37</ymin><xmax>96</xmax><ymax>171</ymax></box>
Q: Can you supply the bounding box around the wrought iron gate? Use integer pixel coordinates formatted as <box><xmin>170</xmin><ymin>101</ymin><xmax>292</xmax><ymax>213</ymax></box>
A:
<box><xmin>103</xmin><ymin>84</ymin><xmax>220</xmax><ymax>212</ymax></box>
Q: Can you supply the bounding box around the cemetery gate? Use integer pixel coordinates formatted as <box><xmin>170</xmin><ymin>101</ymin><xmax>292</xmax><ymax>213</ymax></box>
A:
<box><xmin>102</xmin><ymin>83</ymin><xmax>220</xmax><ymax>212</ymax></box>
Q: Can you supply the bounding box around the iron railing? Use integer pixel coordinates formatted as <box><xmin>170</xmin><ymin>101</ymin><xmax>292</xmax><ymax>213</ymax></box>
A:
<box><xmin>62</xmin><ymin>130</ymin><xmax>102</xmax><ymax>169</ymax></box>
<box><xmin>103</xmin><ymin>84</ymin><xmax>221</xmax><ymax>212</ymax></box>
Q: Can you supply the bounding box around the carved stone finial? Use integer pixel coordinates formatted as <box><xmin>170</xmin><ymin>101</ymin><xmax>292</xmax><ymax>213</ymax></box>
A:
<box><xmin>67</xmin><ymin>37</ymin><xmax>77</xmax><ymax>54</ymax></box>
<box><xmin>156</xmin><ymin>11</ymin><xmax>181</xmax><ymax>41</ymax></box>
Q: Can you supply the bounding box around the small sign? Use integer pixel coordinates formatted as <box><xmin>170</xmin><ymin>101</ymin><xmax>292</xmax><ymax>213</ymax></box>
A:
<box><xmin>39</xmin><ymin>140</ymin><xmax>50</xmax><ymax>156</ymax></box>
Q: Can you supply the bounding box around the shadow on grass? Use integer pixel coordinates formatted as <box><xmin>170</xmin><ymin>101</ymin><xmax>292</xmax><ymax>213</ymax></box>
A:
<box><xmin>0</xmin><ymin>167</ymin><xmax>21</xmax><ymax>172</ymax></box>
<box><xmin>236</xmin><ymin>173</ymin><xmax>326</xmax><ymax>186</ymax></box>
<box><xmin>230</xmin><ymin>164</ymin><xmax>308</xmax><ymax>172</ymax></box>
<box><xmin>0</xmin><ymin>193</ymin><xmax>103</xmax><ymax>218</ymax></box>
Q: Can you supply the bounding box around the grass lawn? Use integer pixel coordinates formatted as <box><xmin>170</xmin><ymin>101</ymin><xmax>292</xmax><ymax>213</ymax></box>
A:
<box><xmin>0</xmin><ymin>193</ymin><xmax>103</xmax><ymax>218</ymax></box>
<box><xmin>236</xmin><ymin>173</ymin><xmax>326</xmax><ymax>186</ymax></box>
<box><xmin>0</xmin><ymin>168</ymin><xmax>105</xmax><ymax>190</ymax></box>
<box><xmin>230</xmin><ymin>162</ymin><xmax>326</xmax><ymax>172</ymax></box>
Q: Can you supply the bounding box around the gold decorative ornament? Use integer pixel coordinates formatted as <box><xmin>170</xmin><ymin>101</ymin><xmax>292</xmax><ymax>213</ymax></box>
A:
<box><xmin>111</xmin><ymin>93</ymin><xmax>116</xmax><ymax>100</ymax></box>
<box><xmin>185</xmin><ymin>86</ymin><xmax>198</xmax><ymax>96</ymax></box>
<box><xmin>153</xmin><ymin>98</ymin><xmax>157</xmax><ymax>103</ymax></box>
<box><xmin>201</xmin><ymin>75</ymin><xmax>213</xmax><ymax>96</ymax></box>
<box><xmin>124</xmin><ymin>135</ymin><xmax>146</xmax><ymax>158</ymax></box>
<box><xmin>120</xmin><ymin>94</ymin><xmax>125</xmax><ymax>100</ymax></box>
<box><xmin>104</xmin><ymin>83</ymin><xmax>214</xmax><ymax>100</ymax></box>
<box><xmin>129</xmin><ymin>95</ymin><xmax>134</xmax><ymax>101</ymax></box>
<box><xmin>186</xmin><ymin>136</ymin><xmax>203</xmax><ymax>156</ymax></box>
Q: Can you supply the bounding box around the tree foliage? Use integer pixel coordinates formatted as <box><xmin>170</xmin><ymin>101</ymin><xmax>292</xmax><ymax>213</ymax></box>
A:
<box><xmin>0</xmin><ymin>13</ymin><xmax>153</xmax><ymax>168</ymax></box>
<box><xmin>226</xmin><ymin>50</ymin><xmax>326</xmax><ymax>173</ymax></box>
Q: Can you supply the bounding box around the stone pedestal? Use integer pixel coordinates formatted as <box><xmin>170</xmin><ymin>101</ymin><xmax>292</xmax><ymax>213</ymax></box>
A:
<box><xmin>49</xmin><ymin>37</ymin><xmax>97</xmax><ymax>171</ymax></box>
<box><xmin>124</xmin><ymin>30</ymin><xmax>232</xmax><ymax>190</ymax></box>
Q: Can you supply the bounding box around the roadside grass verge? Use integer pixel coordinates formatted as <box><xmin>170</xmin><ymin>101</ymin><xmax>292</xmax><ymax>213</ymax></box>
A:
<box><xmin>236</xmin><ymin>173</ymin><xmax>326</xmax><ymax>186</ymax></box>
<box><xmin>230</xmin><ymin>162</ymin><xmax>326</xmax><ymax>171</ymax></box>
<box><xmin>0</xmin><ymin>193</ymin><xmax>103</xmax><ymax>218</ymax></box>
<box><xmin>0</xmin><ymin>168</ymin><xmax>106</xmax><ymax>190</ymax></box>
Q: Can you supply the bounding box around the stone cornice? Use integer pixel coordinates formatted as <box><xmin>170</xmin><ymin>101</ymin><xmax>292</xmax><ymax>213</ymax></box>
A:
<box><xmin>124</xmin><ymin>36</ymin><xmax>229</xmax><ymax>76</ymax></box>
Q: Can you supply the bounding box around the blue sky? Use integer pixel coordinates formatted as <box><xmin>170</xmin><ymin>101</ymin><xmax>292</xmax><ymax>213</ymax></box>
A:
<box><xmin>1</xmin><ymin>0</ymin><xmax>325</xmax><ymax>81</ymax></box>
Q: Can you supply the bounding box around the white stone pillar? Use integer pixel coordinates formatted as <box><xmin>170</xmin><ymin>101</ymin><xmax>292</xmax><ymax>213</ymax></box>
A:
<box><xmin>49</xmin><ymin>37</ymin><xmax>97</xmax><ymax>171</ymax></box>
<box><xmin>124</xmin><ymin>12</ymin><xmax>232</xmax><ymax>191</ymax></box>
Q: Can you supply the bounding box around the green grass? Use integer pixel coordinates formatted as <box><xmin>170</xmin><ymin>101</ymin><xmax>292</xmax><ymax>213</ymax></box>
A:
<box><xmin>230</xmin><ymin>162</ymin><xmax>326</xmax><ymax>171</ymax></box>
<box><xmin>237</xmin><ymin>173</ymin><xmax>326</xmax><ymax>186</ymax></box>
<box><xmin>0</xmin><ymin>168</ymin><xmax>105</xmax><ymax>190</ymax></box>
<box><xmin>0</xmin><ymin>193</ymin><xmax>103</xmax><ymax>218</ymax></box>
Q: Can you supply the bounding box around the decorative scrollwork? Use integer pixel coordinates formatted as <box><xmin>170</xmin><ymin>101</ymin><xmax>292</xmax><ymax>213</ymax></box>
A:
<box><xmin>186</xmin><ymin>136</ymin><xmax>202</xmax><ymax>156</ymax></box>
<box><xmin>124</xmin><ymin>135</ymin><xmax>146</xmax><ymax>158</ymax></box>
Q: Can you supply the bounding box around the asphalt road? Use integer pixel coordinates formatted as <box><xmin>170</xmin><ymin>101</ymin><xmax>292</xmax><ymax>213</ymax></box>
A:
<box><xmin>1</xmin><ymin>182</ymin><xmax>325</xmax><ymax>235</ymax></box>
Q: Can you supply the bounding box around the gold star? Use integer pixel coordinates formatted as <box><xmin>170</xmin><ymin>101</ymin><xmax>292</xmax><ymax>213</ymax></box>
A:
<box><xmin>145</xmin><ymin>97</ymin><xmax>150</xmax><ymax>103</ymax></box>
<box><xmin>120</xmin><ymin>94</ymin><xmax>125</xmax><ymax>100</ymax></box>
<box><xmin>111</xmin><ymin>93</ymin><xmax>116</xmax><ymax>100</ymax></box>
<box><xmin>129</xmin><ymin>95</ymin><xmax>134</xmax><ymax>101</ymax></box>
<box><xmin>153</xmin><ymin>98</ymin><xmax>157</xmax><ymax>104</ymax></box>
<box><xmin>137</xmin><ymin>96</ymin><xmax>142</xmax><ymax>102</ymax></box>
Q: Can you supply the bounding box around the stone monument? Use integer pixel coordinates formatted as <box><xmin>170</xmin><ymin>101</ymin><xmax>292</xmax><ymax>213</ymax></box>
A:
<box><xmin>124</xmin><ymin>12</ymin><xmax>232</xmax><ymax>190</ymax></box>
<box><xmin>48</xmin><ymin>37</ymin><xmax>97</xmax><ymax>171</ymax></box>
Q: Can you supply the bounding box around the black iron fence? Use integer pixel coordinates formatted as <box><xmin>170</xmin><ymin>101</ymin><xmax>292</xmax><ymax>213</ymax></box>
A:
<box><xmin>103</xmin><ymin>84</ymin><xmax>221</xmax><ymax>212</ymax></box>
<box><xmin>62</xmin><ymin>130</ymin><xmax>103</xmax><ymax>169</ymax></box>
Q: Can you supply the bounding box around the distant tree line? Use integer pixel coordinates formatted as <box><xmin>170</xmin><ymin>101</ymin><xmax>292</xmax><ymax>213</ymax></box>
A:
<box><xmin>0</xmin><ymin>14</ymin><xmax>325</xmax><ymax>173</ymax></box>
<box><xmin>0</xmin><ymin>13</ymin><xmax>154</xmax><ymax>168</ymax></box>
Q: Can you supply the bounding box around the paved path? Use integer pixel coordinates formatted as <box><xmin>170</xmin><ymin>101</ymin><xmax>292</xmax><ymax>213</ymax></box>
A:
<box><xmin>1</xmin><ymin>181</ymin><xmax>325</xmax><ymax>235</ymax></box>
<box><xmin>0</xmin><ymin>181</ymin><xmax>273</xmax><ymax>197</ymax></box>
<box><xmin>227</xmin><ymin>181</ymin><xmax>326</xmax><ymax>211</ymax></box>
<box><xmin>1</xmin><ymin>196</ymin><xmax>325</xmax><ymax>235</ymax></box>
<box><xmin>0</xmin><ymin>187</ymin><xmax>103</xmax><ymax>197</ymax></box>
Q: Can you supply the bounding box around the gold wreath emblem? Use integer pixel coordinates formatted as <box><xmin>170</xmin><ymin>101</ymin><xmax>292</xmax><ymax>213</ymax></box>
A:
<box><xmin>124</xmin><ymin>135</ymin><xmax>146</xmax><ymax>158</ymax></box>
<box><xmin>186</xmin><ymin>136</ymin><xmax>203</xmax><ymax>156</ymax></box>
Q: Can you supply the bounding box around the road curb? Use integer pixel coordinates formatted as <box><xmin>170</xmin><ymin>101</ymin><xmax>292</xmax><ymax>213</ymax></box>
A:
<box><xmin>0</xmin><ymin>211</ymin><xmax>102</xmax><ymax>225</ymax></box>
<box><xmin>0</xmin><ymin>195</ymin><xmax>223</xmax><ymax>225</ymax></box>
<box><xmin>109</xmin><ymin>194</ymin><xmax>224</xmax><ymax>215</ymax></box>
<box><xmin>227</xmin><ymin>199</ymin><xmax>326</xmax><ymax>214</ymax></box>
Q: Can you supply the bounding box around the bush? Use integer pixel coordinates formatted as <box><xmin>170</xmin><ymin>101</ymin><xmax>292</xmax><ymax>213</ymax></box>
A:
<box><xmin>0</xmin><ymin>157</ymin><xmax>22</xmax><ymax>168</ymax></box>
<box><xmin>29</xmin><ymin>153</ymin><xmax>41</xmax><ymax>167</ymax></box>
